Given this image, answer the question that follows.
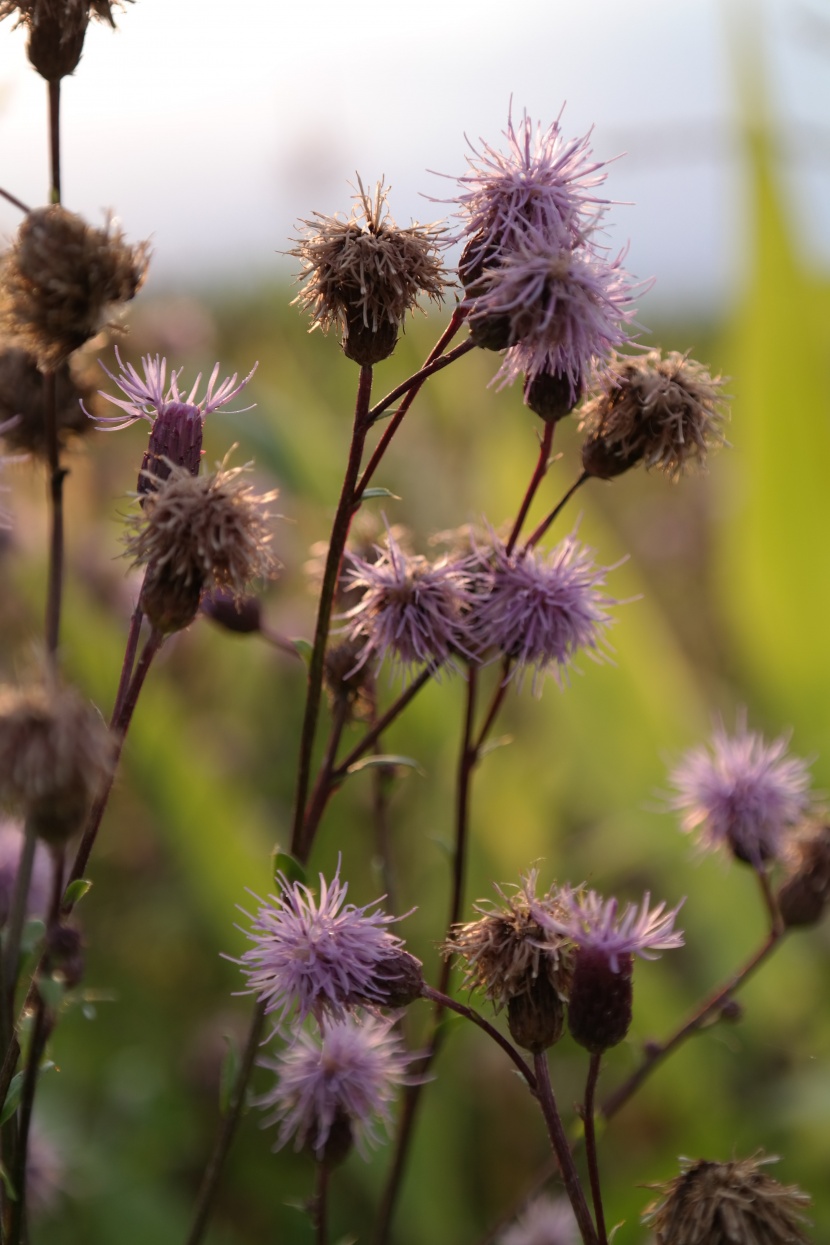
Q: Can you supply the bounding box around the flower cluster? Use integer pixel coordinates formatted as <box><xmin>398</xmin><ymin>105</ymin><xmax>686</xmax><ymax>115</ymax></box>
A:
<box><xmin>448</xmin><ymin>109</ymin><xmax>640</xmax><ymax>408</ymax></box>
<box><xmin>235</xmin><ymin>863</ymin><xmax>422</xmax><ymax>1164</ymax></box>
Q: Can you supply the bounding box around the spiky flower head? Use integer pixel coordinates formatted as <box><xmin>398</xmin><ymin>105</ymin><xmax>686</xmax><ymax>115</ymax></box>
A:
<box><xmin>0</xmin><ymin>0</ymin><xmax>132</xmax><ymax>79</ymax></box>
<box><xmin>446</xmin><ymin>871</ymin><xmax>573</xmax><ymax>1050</ymax></box>
<box><xmin>467</xmin><ymin>229</ymin><xmax>638</xmax><ymax>404</ymax></box>
<box><xmin>0</xmin><ymin>347</ymin><xmax>96</xmax><ymax>457</ymax></box>
<box><xmin>342</xmin><ymin>526</ymin><xmax>479</xmax><ymax>679</ymax></box>
<box><xmin>235</xmin><ymin>862</ymin><xmax>420</xmax><ymax>1026</ymax></box>
<box><xmin>257</xmin><ymin>1013</ymin><xmax>417</xmax><ymax>1164</ymax></box>
<box><xmin>124</xmin><ymin>457</ymin><xmax>279</xmax><ymax>633</ymax></box>
<box><xmin>642</xmin><ymin>1154</ymin><xmax>812</xmax><ymax>1245</ymax></box>
<box><xmin>668</xmin><ymin>714</ymin><xmax>813</xmax><ymax>868</ymax></box>
<box><xmin>580</xmin><ymin>349</ymin><xmax>728</xmax><ymax>480</ymax></box>
<box><xmin>535</xmin><ymin>887</ymin><xmax>683</xmax><ymax>1052</ymax></box>
<box><xmin>473</xmin><ymin>533</ymin><xmax>617</xmax><ymax>694</ymax></box>
<box><xmin>0</xmin><ymin>818</ymin><xmax>51</xmax><ymax>926</ymax></box>
<box><xmin>499</xmin><ymin>1194</ymin><xmax>578</xmax><ymax>1245</ymax></box>
<box><xmin>290</xmin><ymin>178</ymin><xmax>446</xmax><ymax>365</ymax></box>
<box><xmin>91</xmin><ymin>348</ymin><xmax>257</xmax><ymax>492</ymax></box>
<box><xmin>448</xmin><ymin>108</ymin><xmax>611</xmax><ymax>281</ymax></box>
<box><xmin>0</xmin><ymin>678</ymin><xmax>113</xmax><ymax>845</ymax></box>
<box><xmin>0</xmin><ymin>207</ymin><xmax>149</xmax><ymax>370</ymax></box>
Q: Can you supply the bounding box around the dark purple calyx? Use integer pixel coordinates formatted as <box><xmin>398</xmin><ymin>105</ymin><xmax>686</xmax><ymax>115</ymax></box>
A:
<box><xmin>138</xmin><ymin>401</ymin><xmax>203</xmax><ymax>496</ymax></box>
<box><xmin>567</xmin><ymin>948</ymin><xmax>633</xmax><ymax>1053</ymax></box>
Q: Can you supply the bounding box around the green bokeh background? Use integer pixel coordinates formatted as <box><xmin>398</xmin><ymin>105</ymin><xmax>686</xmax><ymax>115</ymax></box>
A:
<box><xmin>3</xmin><ymin>109</ymin><xmax>830</xmax><ymax>1245</ymax></box>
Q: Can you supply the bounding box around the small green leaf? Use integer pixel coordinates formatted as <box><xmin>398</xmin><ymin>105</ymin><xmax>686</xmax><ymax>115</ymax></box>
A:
<box><xmin>0</xmin><ymin>1073</ymin><xmax>24</xmax><ymax>1126</ymax></box>
<box><xmin>63</xmin><ymin>878</ymin><xmax>93</xmax><ymax>909</ymax></box>
<box><xmin>479</xmin><ymin>734</ymin><xmax>514</xmax><ymax>759</ymax></box>
<box><xmin>272</xmin><ymin>851</ymin><xmax>306</xmax><ymax>890</ymax></box>
<box><xmin>82</xmin><ymin>1003</ymin><xmax>97</xmax><ymax>1021</ymax></box>
<box><xmin>360</xmin><ymin>487</ymin><xmax>401</xmax><ymax>502</ymax></box>
<box><xmin>346</xmin><ymin>754</ymin><xmax>425</xmax><ymax>778</ymax></box>
<box><xmin>290</xmin><ymin>638</ymin><xmax>313</xmax><ymax>665</ymax></box>
<box><xmin>219</xmin><ymin>1036</ymin><xmax>241</xmax><ymax>1115</ymax></box>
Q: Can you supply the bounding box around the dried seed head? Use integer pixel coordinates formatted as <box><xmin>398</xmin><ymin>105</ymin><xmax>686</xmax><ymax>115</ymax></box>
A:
<box><xmin>0</xmin><ymin>207</ymin><xmax>150</xmax><ymax>370</ymax></box>
<box><xmin>0</xmin><ymin>679</ymin><xmax>113</xmax><ymax>845</ymax></box>
<box><xmin>777</xmin><ymin>822</ymin><xmax>830</xmax><ymax>929</ymax></box>
<box><xmin>642</xmin><ymin>1154</ymin><xmax>812</xmax><ymax>1245</ymax></box>
<box><xmin>580</xmin><ymin>350</ymin><xmax>728</xmax><ymax>481</ymax></box>
<box><xmin>445</xmin><ymin>870</ymin><xmax>574</xmax><ymax>1013</ymax></box>
<box><xmin>1</xmin><ymin>0</ymin><xmax>88</xmax><ymax>79</ymax></box>
<box><xmin>0</xmin><ymin>346</ymin><xmax>96</xmax><ymax>456</ymax></box>
<box><xmin>507</xmin><ymin>970</ymin><xmax>565</xmax><ymax>1052</ymax></box>
<box><xmin>125</xmin><ymin>457</ymin><xmax>279</xmax><ymax>634</ymax></box>
<box><xmin>290</xmin><ymin>178</ymin><xmax>446</xmax><ymax>365</ymax></box>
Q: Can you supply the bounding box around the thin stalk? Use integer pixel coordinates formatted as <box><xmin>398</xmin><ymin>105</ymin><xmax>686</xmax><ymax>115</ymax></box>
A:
<box><xmin>42</xmin><ymin>370</ymin><xmax>67</xmax><ymax>659</ymax></box>
<box><xmin>583</xmin><ymin>1054</ymin><xmax>607</xmax><ymax>1245</ymax></box>
<box><xmin>420</xmin><ymin>984</ymin><xmax>536</xmax><ymax>1088</ymax></box>
<box><xmin>533</xmin><ymin>1053</ymin><xmax>598</xmax><ymax>1245</ymax></box>
<box><xmin>472</xmin><ymin>662</ymin><xmax>511</xmax><ymax>754</ymax></box>
<box><xmin>47</xmin><ymin>80</ymin><xmax>61</xmax><ymax>203</ymax></box>
<box><xmin>358</xmin><ymin>338</ymin><xmax>474</xmax><ymax>496</ymax></box>
<box><xmin>757</xmin><ymin>865</ymin><xmax>784</xmax><ymax>935</ymax></box>
<box><xmin>524</xmin><ymin>471</ymin><xmax>589</xmax><ymax>550</ymax></box>
<box><xmin>313</xmin><ymin>1161</ymin><xmax>330</xmax><ymax>1245</ymax></box>
<box><xmin>2</xmin><ymin>827</ymin><xmax>36</xmax><ymax>1015</ymax></box>
<box><xmin>332</xmin><ymin>667</ymin><xmax>433</xmax><ymax>780</ymax></box>
<box><xmin>370</xmin><ymin>738</ymin><xmax>396</xmax><ymax>911</ymax></box>
<box><xmin>298</xmin><ymin>696</ymin><xmax>351</xmax><ymax>861</ymax></box>
<box><xmin>506</xmin><ymin>421</ymin><xmax>555</xmax><ymax>555</ymax></box>
<box><xmin>67</xmin><ymin>627</ymin><xmax>164</xmax><ymax>891</ymax></box>
<box><xmin>111</xmin><ymin>605</ymin><xmax>144</xmax><ymax>723</ymax></box>
<box><xmin>366</xmin><ymin>307</ymin><xmax>468</xmax><ymax>423</ymax></box>
<box><xmin>601</xmin><ymin>928</ymin><xmax>783</xmax><ymax>1121</ymax></box>
<box><xmin>184</xmin><ymin>1001</ymin><xmax>267</xmax><ymax>1245</ymax></box>
<box><xmin>290</xmin><ymin>365</ymin><xmax>373</xmax><ymax>862</ymax></box>
<box><xmin>0</xmin><ymin>188</ymin><xmax>30</xmax><ymax>214</ymax></box>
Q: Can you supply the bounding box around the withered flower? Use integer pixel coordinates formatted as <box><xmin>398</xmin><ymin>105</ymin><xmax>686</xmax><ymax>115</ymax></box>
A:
<box><xmin>125</xmin><ymin>457</ymin><xmax>279</xmax><ymax>634</ymax></box>
<box><xmin>0</xmin><ymin>678</ymin><xmax>113</xmax><ymax>845</ymax></box>
<box><xmin>642</xmin><ymin>1154</ymin><xmax>812</xmax><ymax>1245</ymax></box>
<box><xmin>580</xmin><ymin>349</ymin><xmax>728</xmax><ymax>481</ymax></box>
<box><xmin>0</xmin><ymin>206</ymin><xmax>149</xmax><ymax>370</ymax></box>
<box><xmin>290</xmin><ymin>178</ymin><xmax>446</xmax><ymax>365</ymax></box>
<box><xmin>0</xmin><ymin>346</ymin><xmax>96</xmax><ymax>456</ymax></box>
<box><xmin>0</xmin><ymin>0</ymin><xmax>131</xmax><ymax>79</ymax></box>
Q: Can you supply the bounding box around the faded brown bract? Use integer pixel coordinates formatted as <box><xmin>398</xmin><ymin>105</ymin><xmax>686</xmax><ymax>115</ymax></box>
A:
<box><xmin>444</xmin><ymin>870</ymin><xmax>574</xmax><ymax>1011</ymax></box>
<box><xmin>0</xmin><ymin>345</ymin><xmax>97</xmax><ymax>456</ymax></box>
<box><xmin>0</xmin><ymin>678</ymin><xmax>113</xmax><ymax>845</ymax></box>
<box><xmin>290</xmin><ymin>178</ymin><xmax>446</xmax><ymax>363</ymax></box>
<box><xmin>125</xmin><ymin>458</ymin><xmax>280</xmax><ymax>634</ymax></box>
<box><xmin>579</xmin><ymin>349</ymin><xmax>728</xmax><ymax>481</ymax></box>
<box><xmin>0</xmin><ymin>206</ymin><xmax>150</xmax><ymax>370</ymax></box>
<box><xmin>642</xmin><ymin>1154</ymin><xmax>812</xmax><ymax>1245</ymax></box>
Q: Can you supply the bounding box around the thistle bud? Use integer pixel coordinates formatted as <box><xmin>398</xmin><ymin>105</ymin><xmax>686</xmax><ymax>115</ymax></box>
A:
<box><xmin>201</xmin><ymin>590</ymin><xmax>262</xmax><ymax>635</ymax></box>
<box><xmin>369</xmin><ymin>948</ymin><xmax>424</xmax><ymax>1009</ymax></box>
<box><xmin>567</xmin><ymin>947</ymin><xmax>633</xmax><ymax>1053</ymax></box>
<box><xmin>138</xmin><ymin>401</ymin><xmax>203</xmax><ymax>496</ymax></box>
<box><xmin>507</xmin><ymin>971</ymin><xmax>564</xmax><ymax>1052</ymax></box>
<box><xmin>777</xmin><ymin>823</ymin><xmax>830</xmax><ymax>928</ymax></box>
<box><xmin>524</xmin><ymin>367</ymin><xmax>581</xmax><ymax>423</ymax></box>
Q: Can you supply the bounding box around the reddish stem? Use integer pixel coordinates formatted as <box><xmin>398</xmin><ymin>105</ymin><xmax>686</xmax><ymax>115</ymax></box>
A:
<box><xmin>506</xmin><ymin>421</ymin><xmax>555</xmax><ymax>555</ymax></box>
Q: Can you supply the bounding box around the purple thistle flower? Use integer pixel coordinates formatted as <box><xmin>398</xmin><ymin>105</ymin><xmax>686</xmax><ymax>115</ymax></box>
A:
<box><xmin>235</xmin><ymin>863</ymin><xmax>410</xmax><ymax>1025</ymax></box>
<box><xmin>469</xmin><ymin>231</ymin><xmax>640</xmax><ymax>400</ymax></box>
<box><xmin>257</xmin><ymin>1013</ymin><xmax>416</xmax><ymax>1160</ymax></box>
<box><xmin>668</xmin><ymin>714</ymin><xmax>813</xmax><ymax>867</ymax></box>
<box><xmin>342</xmin><ymin>526</ymin><xmax>480</xmax><ymax>678</ymax></box>
<box><xmin>536</xmin><ymin>887</ymin><xmax>684</xmax><ymax>975</ymax></box>
<box><xmin>473</xmin><ymin>533</ymin><xmax>617</xmax><ymax>694</ymax></box>
<box><xmin>88</xmin><ymin>346</ymin><xmax>257</xmax><ymax>431</ymax></box>
<box><xmin>447</xmin><ymin>108</ymin><xmax>611</xmax><ymax>268</ymax></box>
<box><xmin>499</xmin><ymin>1194</ymin><xmax>578</xmax><ymax>1245</ymax></box>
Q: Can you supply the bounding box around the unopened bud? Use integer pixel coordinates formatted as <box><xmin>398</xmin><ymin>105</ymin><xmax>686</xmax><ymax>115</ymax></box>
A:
<box><xmin>138</xmin><ymin>401</ymin><xmax>203</xmax><ymax>496</ymax></box>
<box><xmin>371</xmin><ymin>949</ymin><xmax>424</xmax><ymax>1009</ymax></box>
<box><xmin>202</xmin><ymin>590</ymin><xmax>262</xmax><ymax>635</ymax></box>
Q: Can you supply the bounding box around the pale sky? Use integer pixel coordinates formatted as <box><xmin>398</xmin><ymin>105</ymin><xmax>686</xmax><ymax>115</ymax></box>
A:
<box><xmin>0</xmin><ymin>0</ymin><xmax>827</xmax><ymax>314</ymax></box>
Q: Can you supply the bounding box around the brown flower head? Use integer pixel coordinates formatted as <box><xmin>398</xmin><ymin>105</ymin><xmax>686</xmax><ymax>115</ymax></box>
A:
<box><xmin>0</xmin><ymin>346</ymin><xmax>97</xmax><ymax>456</ymax></box>
<box><xmin>0</xmin><ymin>678</ymin><xmax>113</xmax><ymax>845</ymax></box>
<box><xmin>0</xmin><ymin>0</ymin><xmax>131</xmax><ymax>78</ymax></box>
<box><xmin>0</xmin><ymin>206</ymin><xmax>150</xmax><ymax>370</ymax></box>
<box><xmin>580</xmin><ymin>349</ymin><xmax>728</xmax><ymax>481</ymax></box>
<box><xmin>642</xmin><ymin>1154</ymin><xmax>812</xmax><ymax>1245</ymax></box>
<box><xmin>777</xmin><ymin>821</ymin><xmax>830</xmax><ymax>929</ymax></box>
<box><xmin>290</xmin><ymin>178</ymin><xmax>446</xmax><ymax>365</ymax></box>
<box><xmin>125</xmin><ymin>456</ymin><xmax>280</xmax><ymax>634</ymax></box>
<box><xmin>445</xmin><ymin>870</ymin><xmax>574</xmax><ymax>1010</ymax></box>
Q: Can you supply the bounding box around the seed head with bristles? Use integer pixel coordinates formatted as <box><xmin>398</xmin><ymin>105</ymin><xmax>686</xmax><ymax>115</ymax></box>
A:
<box><xmin>0</xmin><ymin>207</ymin><xmax>149</xmax><ymax>370</ymax></box>
<box><xmin>124</xmin><ymin>456</ymin><xmax>279</xmax><ymax>634</ymax></box>
<box><xmin>0</xmin><ymin>346</ymin><xmax>96</xmax><ymax>456</ymax></box>
<box><xmin>290</xmin><ymin>178</ymin><xmax>447</xmax><ymax>365</ymax></box>
<box><xmin>642</xmin><ymin>1154</ymin><xmax>812</xmax><ymax>1245</ymax></box>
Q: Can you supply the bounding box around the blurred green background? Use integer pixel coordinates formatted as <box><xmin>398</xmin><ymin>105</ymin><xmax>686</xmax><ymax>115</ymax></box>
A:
<box><xmin>3</xmin><ymin>45</ymin><xmax>830</xmax><ymax>1245</ymax></box>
